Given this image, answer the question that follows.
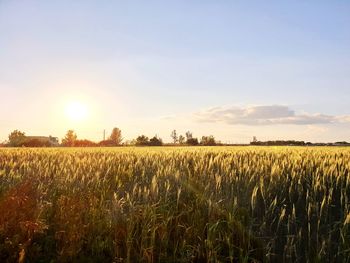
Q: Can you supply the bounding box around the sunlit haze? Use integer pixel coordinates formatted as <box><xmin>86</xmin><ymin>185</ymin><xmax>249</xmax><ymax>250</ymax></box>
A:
<box><xmin>65</xmin><ymin>101</ymin><xmax>89</xmax><ymax>122</ymax></box>
<box><xmin>1</xmin><ymin>1</ymin><xmax>350</xmax><ymax>143</ymax></box>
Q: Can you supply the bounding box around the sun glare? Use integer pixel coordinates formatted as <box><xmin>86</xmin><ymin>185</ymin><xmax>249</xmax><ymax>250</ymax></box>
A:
<box><xmin>65</xmin><ymin>101</ymin><xmax>89</xmax><ymax>122</ymax></box>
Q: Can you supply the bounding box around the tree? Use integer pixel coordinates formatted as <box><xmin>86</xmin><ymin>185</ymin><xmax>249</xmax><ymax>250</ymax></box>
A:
<box><xmin>8</xmin><ymin>130</ymin><xmax>26</xmax><ymax>147</ymax></box>
<box><xmin>178</xmin><ymin>135</ymin><xmax>185</xmax><ymax>144</ymax></box>
<box><xmin>185</xmin><ymin>131</ymin><xmax>198</xmax><ymax>145</ymax></box>
<box><xmin>200</xmin><ymin>135</ymin><xmax>216</xmax><ymax>146</ymax></box>
<box><xmin>109</xmin><ymin>127</ymin><xmax>123</xmax><ymax>145</ymax></box>
<box><xmin>185</xmin><ymin>131</ymin><xmax>193</xmax><ymax>140</ymax></box>
<box><xmin>135</xmin><ymin>135</ymin><xmax>149</xmax><ymax>146</ymax></box>
<box><xmin>126</xmin><ymin>139</ymin><xmax>137</xmax><ymax>146</ymax></box>
<box><xmin>62</xmin><ymin>130</ymin><xmax>77</xmax><ymax>147</ymax></box>
<box><xmin>170</xmin><ymin>130</ymin><xmax>178</xmax><ymax>144</ymax></box>
<box><xmin>186</xmin><ymin>138</ymin><xmax>199</xmax><ymax>146</ymax></box>
<box><xmin>98</xmin><ymin>140</ymin><xmax>116</xmax><ymax>147</ymax></box>
<box><xmin>49</xmin><ymin>136</ymin><xmax>59</xmax><ymax>145</ymax></box>
<box><xmin>75</xmin><ymin>139</ymin><xmax>97</xmax><ymax>147</ymax></box>
<box><xmin>149</xmin><ymin>136</ymin><xmax>163</xmax><ymax>146</ymax></box>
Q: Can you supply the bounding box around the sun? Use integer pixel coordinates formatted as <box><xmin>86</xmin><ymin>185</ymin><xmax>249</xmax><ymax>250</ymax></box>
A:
<box><xmin>65</xmin><ymin>101</ymin><xmax>89</xmax><ymax>122</ymax></box>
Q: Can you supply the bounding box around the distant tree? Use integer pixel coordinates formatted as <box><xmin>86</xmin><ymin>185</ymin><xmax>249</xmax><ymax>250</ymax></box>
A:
<box><xmin>252</xmin><ymin>136</ymin><xmax>258</xmax><ymax>143</ymax></box>
<box><xmin>249</xmin><ymin>140</ymin><xmax>306</xmax><ymax>146</ymax></box>
<box><xmin>62</xmin><ymin>130</ymin><xmax>77</xmax><ymax>147</ymax></box>
<box><xmin>75</xmin><ymin>139</ymin><xmax>97</xmax><ymax>147</ymax></box>
<box><xmin>185</xmin><ymin>131</ymin><xmax>199</xmax><ymax>146</ymax></box>
<box><xmin>185</xmin><ymin>131</ymin><xmax>193</xmax><ymax>140</ymax></box>
<box><xmin>170</xmin><ymin>130</ymin><xmax>178</xmax><ymax>144</ymax></box>
<box><xmin>49</xmin><ymin>136</ymin><xmax>59</xmax><ymax>145</ymax></box>
<box><xmin>186</xmin><ymin>138</ymin><xmax>199</xmax><ymax>146</ymax></box>
<box><xmin>8</xmin><ymin>130</ymin><xmax>26</xmax><ymax>147</ymax></box>
<box><xmin>149</xmin><ymin>136</ymin><xmax>163</xmax><ymax>146</ymax></box>
<box><xmin>127</xmin><ymin>139</ymin><xmax>137</xmax><ymax>146</ymax></box>
<box><xmin>109</xmin><ymin>127</ymin><xmax>123</xmax><ymax>145</ymax></box>
<box><xmin>178</xmin><ymin>135</ymin><xmax>185</xmax><ymax>144</ymax></box>
<box><xmin>335</xmin><ymin>141</ymin><xmax>350</xmax><ymax>145</ymax></box>
<box><xmin>216</xmin><ymin>140</ymin><xmax>223</xmax><ymax>146</ymax></box>
<box><xmin>200</xmin><ymin>135</ymin><xmax>216</xmax><ymax>146</ymax></box>
<box><xmin>98</xmin><ymin>140</ymin><xmax>116</xmax><ymax>147</ymax></box>
<box><xmin>135</xmin><ymin>135</ymin><xmax>149</xmax><ymax>146</ymax></box>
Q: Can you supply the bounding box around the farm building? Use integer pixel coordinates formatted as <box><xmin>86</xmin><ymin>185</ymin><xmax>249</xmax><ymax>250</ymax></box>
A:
<box><xmin>24</xmin><ymin>136</ymin><xmax>59</xmax><ymax>147</ymax></box>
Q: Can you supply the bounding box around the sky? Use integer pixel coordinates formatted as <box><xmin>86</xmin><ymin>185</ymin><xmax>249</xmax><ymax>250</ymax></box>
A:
<box><xmin>1</xmin><ymin>0</ymin><xmax>350</xmax><ymax>143</ymax></box>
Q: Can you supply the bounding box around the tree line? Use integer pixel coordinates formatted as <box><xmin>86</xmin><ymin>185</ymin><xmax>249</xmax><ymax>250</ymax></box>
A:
<box><xmin>3</xmin><ymin>128</ymin><xmax>220</xmax><ymax>147</ymax></box>
<box><xmin>250</xmin><ymin>140</ymin><xmax>350</xmax><ymax>146</ymax></box>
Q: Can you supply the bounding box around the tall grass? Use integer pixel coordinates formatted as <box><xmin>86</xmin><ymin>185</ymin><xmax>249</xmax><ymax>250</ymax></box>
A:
<box><xmin>0</xmin><ymin>147</ymin><xmax>349</xmax><ymax>262</ymax></box>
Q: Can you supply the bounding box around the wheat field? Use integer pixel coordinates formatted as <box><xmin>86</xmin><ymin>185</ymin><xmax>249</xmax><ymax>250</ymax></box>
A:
<box><xmin>0</xmin><ymin>147</ymin><xmax>349</xmax><ymax>262</ymax></box>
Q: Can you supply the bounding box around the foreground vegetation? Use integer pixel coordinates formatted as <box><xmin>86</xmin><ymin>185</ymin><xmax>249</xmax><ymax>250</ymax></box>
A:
<box><xmin>0</xmin><ymin>147</ymin><xmax>349</xmax><ymax>262</ymax></box>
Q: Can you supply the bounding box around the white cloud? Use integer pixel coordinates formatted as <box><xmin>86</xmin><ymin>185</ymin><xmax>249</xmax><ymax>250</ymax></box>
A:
<box><xmin>193</xmin><ymin>105</ymin><xmax>350</xmax><ymax>126</ymax></box>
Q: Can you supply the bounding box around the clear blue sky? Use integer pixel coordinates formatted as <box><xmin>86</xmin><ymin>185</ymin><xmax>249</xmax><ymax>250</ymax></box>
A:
<box><xmin>1</xmin><ymin>1</ymin><xmax>350</xmax><ymax>143</ymax></box>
